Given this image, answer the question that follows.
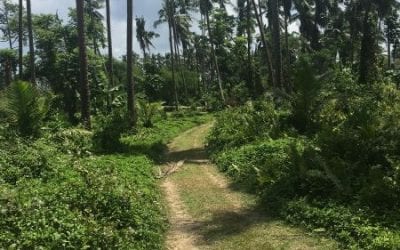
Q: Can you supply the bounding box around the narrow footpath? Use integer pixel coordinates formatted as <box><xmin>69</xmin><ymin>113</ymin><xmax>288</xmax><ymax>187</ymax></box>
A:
<box><xmin>161</xmin><ymin>123</ymin><xmax>338</xmax><ymax>250</ymax></box>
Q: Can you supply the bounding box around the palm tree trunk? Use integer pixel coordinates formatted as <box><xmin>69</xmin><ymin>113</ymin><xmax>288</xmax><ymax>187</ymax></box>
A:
<box><xmin>127</xmin><ymin>0</ymin><xmax>136</xmax><ymax>126</ymax></box>
<box><xmin>106</xmin><ymin>0</ymin><xmax>114</xmax><ymax>108</ymax></box>
<box><xmin>18</xmin><ymin>0</ymin><xmax>23</xmax><ymax>79</ymax></box>
<box><xmin>205</xmin><ymin>11</ymin><xmax>225</xmax><ymax>103</ymax></box>
<box><xmin>246</xmin><ymin>0</ymin><xmax>254</xmax><ymax>97</ymax></box>
<box><xmin>26</xmin><ymin>0</ymin><xmax>35</xmax><ymax>84</ymax></box>
<box><xmin>388</xmin><ymin>37</ymin><xmax>391</xmax><ymax>68</ymax></box>
<box><xmin>4</xmin><ymin>57</ymin><xmax>12</xmax><ymax>87</ymax></box>
<box><xmin>359</xmin><ymin>3</ymin><xmax>377</xmax><ymax>84</ymax></box>
<box><xmin>251</xmin><ymin>0</ymin><xmax>276</xmax><ymax>88</ymax></box>
<box><xmin>168</xmin><ymin>21</ymin><xmax>179</xmax><ymax>110</ymax></box>
<box><xmin>270</xmin><ymin>0</ymin><xmax>284</xmax><ymax>90</ymax></box>
<box><xmin>172</xmin><ymin>20</ymin><xmax>188</xmax><ymax>100</ymax></box>
<box><xmin>76</xmin><ymin>0</ymin><xmax>91</xmax><ymax>129</ymax></box>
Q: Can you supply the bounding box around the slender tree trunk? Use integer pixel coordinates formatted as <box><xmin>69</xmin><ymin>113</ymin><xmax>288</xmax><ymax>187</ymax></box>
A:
<box><xmin>4</xmin><ymin>11</ymin><xmax>16</xmax><ymax>78</ymax></box>
<box><xmin>246</xmin><ymin>0</ymin><xmax>254</xmax><ymax>97</ymax></box>
<box><xmin>251</xmin><ymin>0</ymin><xmax>275</xmax><ymax>88</ymax></box>
<box><xmin>26</xmin><ymin>0</ymin><xmax>35</xmax><ymax>84</ymax></box>
<box><xmin>172</xmin><ymin>20</ymin><xmax>188</xmax><ymax>100</ymax></box>
<box><xmin>269</xmin><ymin>0</ymin><xmax>284</xmax><ymax>90</ymax></box>
<box><xmin>127</xmin><ymin>0</ymin><xmax>136</xmax><ymax>126</ymax></box>
<box><xmin>205</xmin><ymin>11</ymin><xmax>225</xmax><ymax>103</ymax></box>
<box><xmin>168</xmin><ymin>21</ymin><xmax>179</xmax><ymax>110</ymax></box>
<box><xmin>106</xmin><ymin>0</ymin><xmax>114</xmax><ymax>107</ymax></box>
<box><xmin>4</xmin><ymin>58</ymin><xmax>12</xmax><ymax>87</ymax></box>
<box><xmin>76</xmin><ymin>0</ymin><xmax>91</xmax><ymax>129</ymax></box>
<box><xmin>388</xmin><ymin>38</ymin><xmax>391</xmax><ymax>68</ymax></box>
<box><xmin>18</xmin><ymin>0</ymin><xmax>23</xmax><ymax>78</ymax></box>
<box><xmin>359</xmin><ymin>4</ymin><xmax>377</xmax><ymax>84</ymax></box>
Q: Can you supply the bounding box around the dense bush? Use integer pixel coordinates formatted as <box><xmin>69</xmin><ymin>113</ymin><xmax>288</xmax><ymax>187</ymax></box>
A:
<box><xmin>284</xmin><ymin>199</ymin><xmax>400</xmax><ymax>249</ymax></box>
<box><xmin>0</xmin><ymin>154</ymin><xmax>165</xmax><ymax>249</ymax></box>
<box><xmin>0</xmin><ymin>81</ymin><xmax>50</xmax><ymax>138</ymax></box>
<box><xmin>207</xmin><ymin>100</ymin><xmax>281</xmax><ymax>153</ymax></box>
<box><xmin>208</xmin><ymin>69</ymin><xmax>400</xmax><ymax>248</ymax></box>
<box><xmin>0</xmin><ymin>139</ymin><xmax>52</xmax><ymax>185</ymax></box>
<box><xmin>92</xmin><ymin>110</ymin><xmax>130</xmax><ymax>153</ymax></box>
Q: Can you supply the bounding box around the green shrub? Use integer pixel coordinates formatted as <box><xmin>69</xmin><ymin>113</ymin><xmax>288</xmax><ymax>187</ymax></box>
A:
<box><xmin>208</xmin><ymin>100</ymin><xmax>280</xmax><ymax>153</ymax></box>
<box><xmin>284</xmin><ymin>199</ymin><xmax>400</xmax><ymax>249</ymax></box>
<box><xmin>49</xmin><ymin>128</ymin><xmax>93</xmax><ymax>157</ymax></box>
<box><xmin>93</xmin><ymin>110</ymin><xmax>130</xmax><ymax>153</ymax></box>
<box><xmin>0</xmin><ymin>139</ymin><xmax>52</xmax><ymax>185</ymax></box>
<box><xmin>137</xmin><ymin>98</ymin><xmax>164</xmax><ymax>128</ymax></box>
<box><xmin>0</xmin><ymin>154</ymin><xmax>166</xmax><ymax>249</ymax></box>
<box><xmin>0</xmin><ymin>81</ymin><xmax>50</xmax><ymax>138</ymax></box>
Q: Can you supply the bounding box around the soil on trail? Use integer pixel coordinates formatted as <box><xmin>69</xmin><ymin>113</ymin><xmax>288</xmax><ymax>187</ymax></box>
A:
<box><xmin>160</xmin><ymin>123</ymin><xmax>338</xmax><ymax>250</ymax></box>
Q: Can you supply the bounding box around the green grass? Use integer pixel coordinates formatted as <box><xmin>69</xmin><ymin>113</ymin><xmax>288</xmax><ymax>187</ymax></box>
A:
<box><xmin>0</xmin><ymin>112</ymin><xmax>212</xmax><ymax>249</ymax></box>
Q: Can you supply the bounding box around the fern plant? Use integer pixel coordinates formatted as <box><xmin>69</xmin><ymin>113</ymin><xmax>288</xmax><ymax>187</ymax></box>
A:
<box><xmin>0</xmin><ymin>81</ymin><xmax>48</xmax><ymax>137</ymax></box>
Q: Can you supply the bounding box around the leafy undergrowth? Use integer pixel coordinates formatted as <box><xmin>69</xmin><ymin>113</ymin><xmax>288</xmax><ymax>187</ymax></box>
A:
<box><xmin>207</xmin><ymin>74</ymin><xmax>400</xmax><ymax>249</ymax></box>
<box><xmin>0</xmin><ymin>112</ymin><xmax>210</xmax><ymax>249</ymax></box>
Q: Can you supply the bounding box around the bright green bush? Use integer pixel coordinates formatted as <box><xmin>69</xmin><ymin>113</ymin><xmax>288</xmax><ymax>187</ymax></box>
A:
<box><xmin>0</xmin><ymin>152</ymin><xmax>165</xmax><ymax>249</ymax></box>
<box><xmin>284</xmin><ymin>199</ymin><xmax>400</xmax><ymax>249</ymax></box>
<box><xmin>208</xmin><ymin>100</ymin><xmax>281</xmax><ymax>153</ymax></box>
<box><xmin>92</xmin><ymin>110</ymin><xmax>130</xmax><ymax>153</ymax></box>
<box><xmin>214</xmin><ymin>138</ymin><xmax>295</xmax><ymax>192</ymax></box>
<box><xmin>0</xmin><ymin>139</ymin><xmax>52</xmax><ymax>185</ymax></box>
<box><xmin>0</xmin><ymin>81</ymin><xmax>50</xmax><ymax>138</ymax></box>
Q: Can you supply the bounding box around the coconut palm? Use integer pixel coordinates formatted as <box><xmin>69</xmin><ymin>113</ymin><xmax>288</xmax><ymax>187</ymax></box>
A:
<box><xmin>136</xmin><ymin>17</ymin><xmax>160</xmax><ymax>60</ymax></box>
<box><xmin>198</xmin><ymin>0</ymin><xmax>225</xmax><ymax>103</ymax></box>
<box><xmin>155</xmin><ymin>0</ymin><xmax>179</xmax><ymax>109</ymax></box>
<box><xmin>26</xmin><ymin>0</ymin><xmax>35</xmax><ymax>83</ymax></box>
<box><xmin>127</xmin><ymin>0</ymin><xmax>136</xmax><ymax>126</ymax></box>
<box><xmin>76</xmin><ymin>0</ymin><xmax>91</xmax><ymax>129</ymax></box>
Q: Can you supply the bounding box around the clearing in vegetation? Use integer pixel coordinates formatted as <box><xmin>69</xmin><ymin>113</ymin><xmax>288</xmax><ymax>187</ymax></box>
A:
<box><xmin>161</xmin><ymin>123</ymin><xmax>339</xmax><ymax>250</ymax></box>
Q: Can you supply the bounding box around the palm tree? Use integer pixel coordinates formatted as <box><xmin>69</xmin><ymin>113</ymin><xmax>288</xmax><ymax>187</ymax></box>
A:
<box><xmin>105</xmin><ymin>0</ymin><xmax>114</xmax><ymax>107</ymax></box>
<box><xmin>199</xmin><ymin>0</ymin><xmax>225</xmax><ymax>103</ymax></box>
<box><xmin>127</xmin><ymin>0</ymin><xmax>136</xmax><ymax>126</ymax></box>
<box><xmin>26</xmin><ymin>0</ymin><xmax>35</xmax><ymax>83</ymax></box>
<box><xmin>76</xmin><ymin>0</ymin><xmax>91</xmax><ymax>129</ymax></box>
<box><xmin>136</xmin><ymin>17</ymin><xmax>160</xmax><ymax>60</ymax></box>
<box><xmin>237</xmin><ymin>0</ymin><xmax>256</xmax><ymax>95</ymax></box>
<box><xmin>250</xmin><ymin>0</ymin><xmax>275</xmax><ymax>88</ymax></box>
<box><xmin>155</xmin><ymin>0</ymin><xmax>179</xmax><ymax>109</ymax></box>
<box><xmin>18</xmin><ymin>0</ymin><xmax>22</xmax><ymax>78</ymax></box>
<box><xmin>269</xmin><ymin>0</ymin><xmax>284</xmax><ymax>89</ymax></box>
<box><xmin>85</xmin><ymin>0</ymin><xmax>105</xmax><ymax>55</ymax></box>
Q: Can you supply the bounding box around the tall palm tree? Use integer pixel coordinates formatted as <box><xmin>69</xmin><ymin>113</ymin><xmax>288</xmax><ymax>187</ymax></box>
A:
<box><xmin>136</xmin><ymin>17</ymin><xmax>160</xmax><ymax>60</ymax></box>
<box><xmin>76</xmin><ymin>0</ymin><xmax>91</xmax><ymax>129</ymax></box>
<box><xmin>105</xmin><ymin>0</ymin><xmax>114</xmax><ymax>107</ymax></box>
<box><xmin>18</xmin><ymin>0</ymin><xmax>22</xmax><ymax>78</ymax></box>
<box><xmin>199</xmin><ymin>0</ymin><xmax>225</xmax><ymax>103</ymax></box>
<box><xmin>85</xmin><ymin>0</ymin><xmax>105</xmax><ymax>55</ymax></box>
<box><xmin>155</xmin><ymin>0</ymin><xmax>179</xmax><ymax>109</ymax></box>
<box><xmin>127</xmin><ymin>0</ymin><xmax>136</xmax><ymax>126</ymax></box>
<box><xmin>269</xmin><ymin>0</ymin><xmax>284</xmax><ymax>89</ymax></box>
<box><xmin>250</xmin><ymin>0</ymin><xmax>275</xmax><ymax>88</ymax></box>
<box><xmin>26</xmin><ymin>0</ymin><xmax>35</xmax><ymax>83</ymax></box>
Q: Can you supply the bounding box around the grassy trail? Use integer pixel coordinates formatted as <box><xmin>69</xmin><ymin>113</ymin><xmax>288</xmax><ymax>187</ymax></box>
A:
<box><xmin>161</xmin><ymin>123</ymin><xmax>339</xmax><ymax>250</ymax></box>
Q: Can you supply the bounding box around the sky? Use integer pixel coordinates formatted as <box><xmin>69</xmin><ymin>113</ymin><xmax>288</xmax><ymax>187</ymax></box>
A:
<box><xmin>0</xmin><ymin>0</ymin><xmax>297</xmax><ymax>58</ymax></box>
<box><xmin>1</xmin><ymin>0</ymin><xmax>173</xmax><ymax>57</ymax></box>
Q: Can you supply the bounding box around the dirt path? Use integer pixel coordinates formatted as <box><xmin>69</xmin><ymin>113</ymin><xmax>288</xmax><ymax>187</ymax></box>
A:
<box><xmin>161</xmin><ymin>123</ymin><xmax>338</xmax><ymax>250</ymax></box>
